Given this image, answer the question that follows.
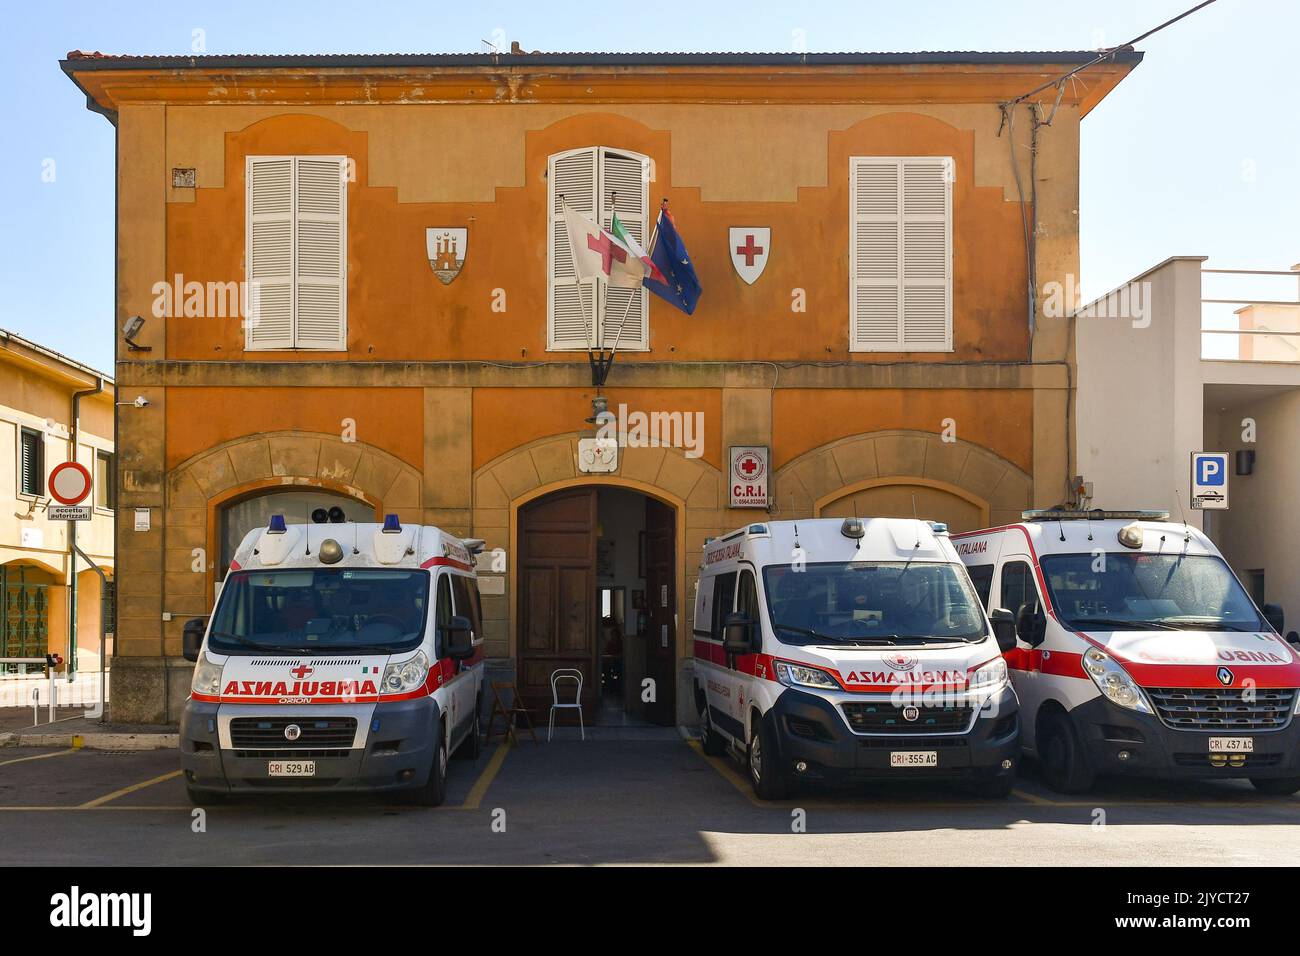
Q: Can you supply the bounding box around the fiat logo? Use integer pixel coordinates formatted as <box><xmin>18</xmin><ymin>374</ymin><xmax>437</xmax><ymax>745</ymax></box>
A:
<box><xmin>284</xmin><ymin>723</ymin><xmax>302</xmax><ymax>741</ymax></box>
<box><xmin>1216</xmin><ymin>667</ymin><xmax>1234</xmax><ymax>687</ymax></box>
<box><xmin>902</xmin><ymin>706</ymin><xmax>920</xmax><ymax>722</ymax></box>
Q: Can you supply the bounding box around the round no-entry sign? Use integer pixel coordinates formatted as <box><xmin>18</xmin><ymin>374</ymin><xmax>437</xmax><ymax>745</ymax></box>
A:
<box><xmin>49</xmin><ymin>460</ymin><xmax>92</xmax><ymax>505</ymax></box>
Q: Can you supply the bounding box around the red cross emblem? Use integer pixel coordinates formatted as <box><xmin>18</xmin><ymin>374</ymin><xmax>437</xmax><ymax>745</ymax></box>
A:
<box><xmin>728</xmin><ymin>227</ymin><xmax>770</xmax><ymax>285</ymax></box>
<box><xmin>734</xmin><ymin>234</ymin><xmax>764</xmax><ymax>266</ymax></box>
<box><xmin>587</xmin><ymin>231</ymin><xmax>627</xmax><ymax>276</ymax></box>
<box><xmin>290</xmin><ymin>664</ymin><xmax>314</xmax><ymax>679</ymax></box>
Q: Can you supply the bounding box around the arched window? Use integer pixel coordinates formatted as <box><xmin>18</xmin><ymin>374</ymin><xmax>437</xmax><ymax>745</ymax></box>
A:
<box><xmin>547</xmin><ymin>146</ymin><xmax>651</xmax><ymax>351</ymax></box>
<box><xmin>218</xmin><ymin>489</ymin><xmax>370</xmax><ymax>580</ymax></box>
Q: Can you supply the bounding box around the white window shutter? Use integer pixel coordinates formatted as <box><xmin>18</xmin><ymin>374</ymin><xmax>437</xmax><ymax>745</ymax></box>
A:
<box><xmin>548</xmin><ymin>148</ymin><xmax>599</xmax><ymax>350</ymax></box>
<box><xmin>246</xmin><ymin>157</ymin><xmax>295</xmax><ymax>349</ymax></box>
<box><xmin>598</xmin><ymin>148</ymin><xmax>649</xmax><ymax>351</ymax></box>
<box><xmin>850</xmin><ymin>157</ymin><xmax>952</xmax><ymax>352</ymax></box>
<box><xmin>293</xmin><ymin>157</ymin><xmax>347</xmax><ymax>350</ymax></box>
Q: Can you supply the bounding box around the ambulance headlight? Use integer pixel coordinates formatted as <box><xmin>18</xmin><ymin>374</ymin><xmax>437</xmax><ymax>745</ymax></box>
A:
<box><xmin>969</xmin><ymin>657</ymin><xmax>1008</xmax><ymax>691</ymax></box>
<box><xmin>1083</xmin><ymin>647</ymin><xmax>1152</xmax><ymax>714</ymax></box>
<box><xmin>382</xmin><ymin>650</ymin><xmax>430</xmax><ymax>695</ymax></box>
<box><xmin>191</xmin><ymin>652</ymin><xmax>223</xmax><ymax>697</ymax></box>
<box><xmin>773</xmin><ymin>660</ymin><xmax>840</xmax><ymax>690</ymax></box>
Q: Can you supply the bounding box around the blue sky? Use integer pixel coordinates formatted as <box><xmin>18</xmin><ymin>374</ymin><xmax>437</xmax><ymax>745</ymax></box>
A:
<box><xmin>2</xmin><ymin>0</ymin><xmax>1296</xmax><ymax>371</ymax></box>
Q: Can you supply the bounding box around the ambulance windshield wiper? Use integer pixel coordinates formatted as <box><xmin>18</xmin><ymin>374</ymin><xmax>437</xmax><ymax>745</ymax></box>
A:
<box><xmin>1067</xmin><ymin>617</ymin><xmax>1181</xmax><ymax>632</ymax></box>
<box><xmin>208</xmin><ymin>630</ymin><xmax>310</xmax><ymax>654</ymax></box>
<box><xmin>772</xmin><ymin>623</ymin><xmax>899</xmax><ymax>645</ymax></box>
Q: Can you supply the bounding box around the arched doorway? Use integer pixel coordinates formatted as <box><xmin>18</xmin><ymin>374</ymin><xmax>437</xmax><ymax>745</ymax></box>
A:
<box><xmin>517</xmin><ymin>486</ymin><xmax>676</xmax><ymax>726</ymax></box>
<box><xmin>818</xmin><ymin>478</ymin><xmax>989</xmax><ymax>533</ymax></box>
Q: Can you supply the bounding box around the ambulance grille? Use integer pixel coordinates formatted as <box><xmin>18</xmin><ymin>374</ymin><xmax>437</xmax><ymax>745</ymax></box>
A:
<box><xmin>1148</xmin><ymin>688</ymin><xmax>1297</xmax><ymax>732</ymax></box>
<box><xmin>229</xmin><ymin>717</ymin><xmax>357</xmax><ymax>749</ymax></box>
<box><xmin>841</xmin><ymin>702</ymin><xmax>974</xmax><ymax>735</ymax></box>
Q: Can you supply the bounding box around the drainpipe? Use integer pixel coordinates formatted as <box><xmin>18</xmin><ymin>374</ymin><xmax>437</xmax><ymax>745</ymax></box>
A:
<box><xmin>69</xmin><ymin>376</ymin><xmax>105</xmax><ymax>678</ymax></box>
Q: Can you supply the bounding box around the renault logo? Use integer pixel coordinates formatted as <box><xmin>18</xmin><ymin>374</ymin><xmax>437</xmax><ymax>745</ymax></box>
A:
<box><xmin>1216</xmin><ymin>667</ymin><xmax>1234</xmax><ymax>687</ymax></box>
<box><xmin>902</xmin><ymin>706</ymin><xmax>920</xmax><ymax>722</ymax></box>
<box><xmin>284</xmin><ymin>723</ymin><xmax>302</xmax><ymax>741</ymax></box>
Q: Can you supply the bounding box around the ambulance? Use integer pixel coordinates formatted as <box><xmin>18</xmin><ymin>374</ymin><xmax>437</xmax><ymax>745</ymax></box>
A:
<box><xmin>954</xmin><ymin>510</ymin><xmax>1300</xmax><ymax>794</ymax></box>
<box><xmin>693</xmin><ymin>517</ymin><xmax>1021</xmax><ymax>799</ymax></box>
<box><xmin>180</xmin><ymin>514</ymin><xmax>486</xmax><ymax>806</ymax></box>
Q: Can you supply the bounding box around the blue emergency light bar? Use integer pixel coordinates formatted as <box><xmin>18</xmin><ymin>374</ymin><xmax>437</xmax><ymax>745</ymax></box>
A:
<box><xmin>267</xmin><ymin>514</ymin><xmax>287</xmax><ymax>534</ymax></box>
<box><xmin>381</xmin><ymin>514</ymin><xmax>402</xmax><ymax>534</ymax></box>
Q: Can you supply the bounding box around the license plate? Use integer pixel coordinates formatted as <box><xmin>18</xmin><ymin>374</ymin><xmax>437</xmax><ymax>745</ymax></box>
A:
<box><xmin>1208</xmin><ymin>737</ymin><xmax>1253</xmax><ymax>753</ymax></box>
<box><xmin>890</xmin><ymin>751</ymin><xmax>938</xmax><ymax>768</ymax></box>
<box><xmin>267</xmin><ymin>761</ymin><xmax>316</xmax><ymax>777</ymax></box>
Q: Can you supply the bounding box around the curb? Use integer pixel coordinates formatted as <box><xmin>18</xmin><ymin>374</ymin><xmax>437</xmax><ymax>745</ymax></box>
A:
<box><xmin>0</xmin><ymin>731</ymin><xmax>178</xmax><ymax>750</ymax></box>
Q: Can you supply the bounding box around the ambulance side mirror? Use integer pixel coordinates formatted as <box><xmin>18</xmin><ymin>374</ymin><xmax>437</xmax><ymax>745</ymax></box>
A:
<box><xmin>1286</xmin><ymin>631</ymin><xmax>1300</xmax><ymax>648</ymax></box>
<box><xmin>1015</xmin><ymin>603</ymin><xmax>1045</xmax><ymax>648</ymax></box>
<box><xmin>182</xmin><ymin>618</ymin><xmax>207</xmax><ymax>663</ymax></box>
<box><xmin>1262</xmin><ymin>603</ymin><xmax>1284</xmax><ymax>635</ymax></box>
<box><xmin>445</xmin><ymin>615</ymin><xmax>475</xmax><ymax>660</ymax></box>
<box><xmin>723</xmin><ymin>613</ymin><xmax>755</xmax><ymax>655</ymax></box>
<box><xmin>989</xmin><ymin>608</ymin><xmax>1017</xmax><ymax>653</ymax></box>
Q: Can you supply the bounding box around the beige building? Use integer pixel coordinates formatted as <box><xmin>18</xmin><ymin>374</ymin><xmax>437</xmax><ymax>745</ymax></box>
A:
<box><xmin>1076</xmin><ymin>256</ymin><xmax>1300</xmax><ymax>635</ymax></box>
<box><xmin>0</xmin><ymin>328</ymin><xmax>115</xmax><ymax>680</ymax></box>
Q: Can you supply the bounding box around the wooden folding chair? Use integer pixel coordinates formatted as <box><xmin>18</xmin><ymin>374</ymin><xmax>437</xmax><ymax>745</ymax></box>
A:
<box><xmin>484</xmin><ymin>680</ymin><xmax>538</xmax><ymax>745</ymax></box>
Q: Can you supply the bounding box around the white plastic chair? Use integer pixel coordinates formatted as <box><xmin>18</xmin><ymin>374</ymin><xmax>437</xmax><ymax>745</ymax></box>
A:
<box><xmin>548</xmin><ymin>668</ymin><xmax>585</xmax><ymax>741</ymax></box>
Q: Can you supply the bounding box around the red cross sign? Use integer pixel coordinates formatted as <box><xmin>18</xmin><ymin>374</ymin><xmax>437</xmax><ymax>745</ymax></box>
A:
<box><xmin>587</xmin><ymin>231</ymin><xmax>628</xmax><ymax>276</ymax></box>
<box><xmin>730</xmin><ymin>446</ymin><xmax>769</xmax><ymax>508</ymax></box>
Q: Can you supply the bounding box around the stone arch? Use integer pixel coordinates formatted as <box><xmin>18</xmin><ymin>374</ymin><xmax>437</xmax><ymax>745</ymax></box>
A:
<box><xmin>164</xmin><ymin>431</ymin><xmax>424</xmax><ymax>616</ymax></box>
<box><xmin>774</xmin><ymin>429</ymin><xmax>1032</xmax><ymax>531</ymax></box>
<box><xmin>167</xmin><ymin>430</ymin><xmax>422</xmax><ymax>516</ymax></box>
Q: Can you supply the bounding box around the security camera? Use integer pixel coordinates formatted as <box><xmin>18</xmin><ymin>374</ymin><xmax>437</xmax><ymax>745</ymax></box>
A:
<box><xmin>123</xmin><ymin>315</ymin><xmax>151</xmax><ymax>352</ymax></box>
<box><xmin>133</xmin><ymin>395</ymin><xmax>150</xmax><ymax>408</ymax></box>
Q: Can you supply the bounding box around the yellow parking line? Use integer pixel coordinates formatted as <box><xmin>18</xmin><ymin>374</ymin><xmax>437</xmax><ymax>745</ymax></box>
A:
<box><xmin>686</xmin><ymin>739</ymin><xmax>763</xmax><ymax>806</ymax></box>
<box><xmin>1012</xmin><ymin>788</ymin><xmax>1058</xmax><ymax>806</ymax></box>
<box><xmin>0</xmin><ymin>747</ymin><xmax>81</xmax><ymax>768</ymax></box>
<box><xmin>78</xmin><ymin>770</ymin><xmax>183</xmax><ymax>809</ymax></box>
<box><xmin>455</xmin><ymin>740</ymin><xmax>511</xmax><ymax>811</ymax></box>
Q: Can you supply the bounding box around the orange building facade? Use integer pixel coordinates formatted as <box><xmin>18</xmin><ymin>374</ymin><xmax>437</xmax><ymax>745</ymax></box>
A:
<box><xmin>64</xmin><ymin>50</ymin><xmax>1139</xmax><ymax>724</ymax></box>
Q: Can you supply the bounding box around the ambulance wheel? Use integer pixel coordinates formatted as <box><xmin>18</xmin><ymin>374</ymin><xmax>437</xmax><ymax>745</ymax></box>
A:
<box><xmin>700</xmin><ymin>703</ymin><xmax>726</xmax><ymax>756</ymax></box>
<box><xmin>409</xmin><ymin>730</ymin><xmax>449</xmax><ymax>807</ymax></box>
<box><xmin>1039</xmin><ymin>711</ymin><xmax>1095</xmax><ymax>794</ymax></box>
<box><xmin>747</xmin><ymin>713</ymin><xmax>788</xmax><ymax>801</ymax></box>
<box><xmin>455</xmin><ymin>703</ymin><xmax>482</xmax><ymax>760</ymax></box>
<box><xmin>1250</xmin><ymin>777</ymin><xmax>1300</xmax><ymax>796</ymax></box>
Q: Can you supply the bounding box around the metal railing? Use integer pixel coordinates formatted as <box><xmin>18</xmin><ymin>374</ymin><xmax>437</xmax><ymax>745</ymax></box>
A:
<box><xmin>1201</xmin><ymin>267</ymin><xmax>1300</xmax><ymax>361</ymax></box>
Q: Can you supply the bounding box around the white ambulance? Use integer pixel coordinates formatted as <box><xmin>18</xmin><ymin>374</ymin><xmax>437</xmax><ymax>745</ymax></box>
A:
<box><xmin>693</xmin><ymin>517</ymin><xmax>1021</xmax><ymax>799</ymax></box>
<box><xmin>180</xmin><ymin>514</ymin><xmax>486</xmax><ymax>806</ymax></box>
<box><xmin>954</xmin><ymin>510</ymin><xmax>1300</xmax><ymax>794</ymax></box>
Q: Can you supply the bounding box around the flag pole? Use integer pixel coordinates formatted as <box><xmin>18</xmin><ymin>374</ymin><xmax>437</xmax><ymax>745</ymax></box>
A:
<box><xmin>607</xmin><ymin>204</ymin><xmax>662</xmax><ymax>359</ymax></box>
<box><xmin>561</xmin><ymin>197</ymin><xmax>598</xmax><ymax>356</ymax></box>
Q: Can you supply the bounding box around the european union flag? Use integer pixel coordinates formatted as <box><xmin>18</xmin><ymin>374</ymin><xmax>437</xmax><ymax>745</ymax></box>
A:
<box><xmin>645</xmin><ymin>206</ymin><xmax>702</xmax><ymax>315</ymax></box>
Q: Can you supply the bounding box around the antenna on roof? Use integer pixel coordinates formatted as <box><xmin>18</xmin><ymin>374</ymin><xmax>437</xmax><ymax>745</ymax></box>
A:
<box><xmin>304</xmin><ymin>503</ymin><xmax>311</xmax><ymax>555</ymax></box>
<box><xmin>911</xmin><ymin>495</ymin><xmax>922</xmax><ymax>550</ymax></box>
<box><xmin>1173</xmin><ymin>489</ymin><xmax>1191</xmax><ymax>543</ymax></box>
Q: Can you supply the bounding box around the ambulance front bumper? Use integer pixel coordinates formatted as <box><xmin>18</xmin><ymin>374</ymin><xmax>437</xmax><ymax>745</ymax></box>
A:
<box><xmin>180</xmin><ymin>697</ymin><xmax>440</xmax><ymax>794</ymax></box>
<box><xmin>769</xmin><ymin>685</ymin><xmax>1021</xmax><ymax>784</ymax></box>
<box><xmin>1073</xmin><ymin>695</ymin><xmax>1300</xmax><ymax>780</ymax></box>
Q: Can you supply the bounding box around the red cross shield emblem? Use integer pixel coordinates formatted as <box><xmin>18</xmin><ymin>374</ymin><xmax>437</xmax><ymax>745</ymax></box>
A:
<box><xmin>729</xmin><ymin>227</ymin><xmax>770</xmax><ymax>285</ymax></box>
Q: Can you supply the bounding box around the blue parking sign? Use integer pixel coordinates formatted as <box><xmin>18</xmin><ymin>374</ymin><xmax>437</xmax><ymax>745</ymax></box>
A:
<box><xmin>1191</xmin><ymin>452</ymin><xmax>1229</xmax><ymax>510</ymax></box>
<box><xmin>1196</xmin><ymin>455</ymin><xmax>1224</xmax><ymax>486</ymax></box>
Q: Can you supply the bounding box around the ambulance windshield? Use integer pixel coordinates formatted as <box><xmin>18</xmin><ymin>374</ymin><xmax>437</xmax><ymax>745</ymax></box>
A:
<box><xmin>208</xmin><ymin>569</ymin><xmax>429</xmax><ymax>654</ymax></box>
<box><xmin>762</xmin><ymin>562</ymin><xmax>986</xmax><ymax>645</ymax></box>
<box><xmin>1039</xmin><ymin>553</ymin><xmax>1264</xmax><ymax>632</ymax></box>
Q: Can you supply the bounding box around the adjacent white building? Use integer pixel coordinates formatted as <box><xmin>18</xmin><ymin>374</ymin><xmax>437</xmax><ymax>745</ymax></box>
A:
<box><xmin>1076</xmin><ymin>256</ymin><xmax>1300</xmax><ymax>634</ymax></box>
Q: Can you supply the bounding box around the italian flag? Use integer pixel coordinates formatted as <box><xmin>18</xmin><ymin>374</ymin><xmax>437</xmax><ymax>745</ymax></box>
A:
<box><xmin>611</xmin><ymin>213</ymin><xmax>667</xmax><ymax>285</ymax></box>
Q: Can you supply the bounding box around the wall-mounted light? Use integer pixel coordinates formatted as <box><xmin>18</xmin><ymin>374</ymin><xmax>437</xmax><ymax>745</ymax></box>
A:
<box><xmin>1236</xmin><ymin>449</ymin><xmax>1256</xmax><ymax>476</ymax></box>
<box><xmin>123</xmin><ymin>315</ymin><xmax>151</xmax><ymax>352</ymax></box>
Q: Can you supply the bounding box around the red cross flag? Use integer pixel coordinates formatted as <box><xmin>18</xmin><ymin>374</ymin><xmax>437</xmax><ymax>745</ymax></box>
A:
<box><xmin>562</xmin><ymin>202</ymin><xmax>650</xmax><ymax>288</ymax></box>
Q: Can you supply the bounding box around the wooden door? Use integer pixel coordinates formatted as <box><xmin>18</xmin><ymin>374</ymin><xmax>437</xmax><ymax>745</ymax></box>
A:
<box><xmin>642</xmin><ymin>497</ymin><xmax>676</xmax><ymax>725</ymax></box>
<box><xmin>518</xmin><ymin>488</ymin><xmax>598</xmax><ymax>719</ymax></box>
